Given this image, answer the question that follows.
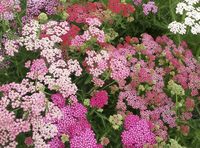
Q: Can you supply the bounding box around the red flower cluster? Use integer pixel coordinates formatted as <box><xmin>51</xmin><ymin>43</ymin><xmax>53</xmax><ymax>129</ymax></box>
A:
<box><xmin>108</xmin><ymin>0</ymin><xmax>135</xmax><ymax>17</ymax></box>
<box><xmin>66</xmin><ymin>2</ymin><xmax>106</xmax><ymax>24</ymax></box>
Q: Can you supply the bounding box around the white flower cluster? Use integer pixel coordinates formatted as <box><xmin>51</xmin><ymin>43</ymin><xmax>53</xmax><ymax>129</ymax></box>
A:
<box><xmin>168</xmin><ymin>0</ymin><xmax>200</xmax><ymax>34</ymax></box>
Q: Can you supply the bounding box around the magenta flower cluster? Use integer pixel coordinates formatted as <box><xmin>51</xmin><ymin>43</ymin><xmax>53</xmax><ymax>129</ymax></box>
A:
<box><xmin>121</xmin><ymin>115</ymin><xmax>156</xmax><ymax>147</ymax></box>
<box><xmin>90</xmin><ymin>90</ymin><xmax>108</xmax><ymax>108</ymax></box>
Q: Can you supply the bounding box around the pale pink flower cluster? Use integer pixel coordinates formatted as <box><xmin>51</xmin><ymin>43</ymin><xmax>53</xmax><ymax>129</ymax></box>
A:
<box><xmin>0</xmin><ymin>78</ymin><xmax>64</xmax><ymax>147</ymax></box>
<box><xmin>43</xmin><ymin>59</ymin><xmax>82</xmax><ymax>98</ymax></box>
<box><xmin>0</xmin><ymin>55</ymin><xmax>4</xmax><ymax>62</ymax></box>
<box><xmin>85</xmin><ymin>50</ymin><xmax>109</xmax><ymax>77</ymax></box>
<box><xmin>91</xmin><ymin>77</ymin><xmax>105</xmax><ymax>87</ymax></box>
<box><xmin>109</xmin><ymin>49</ymin><xmax>130</xmax><ymax>80</ymax></box>
<box><xmin>26</xmin><ymin>59</ymin><xmax>48</xmax><ymax>81</ymax></box>
<box><xmin>13</xmin><ymin>20</ymin><xmax>69</xmax><ymax>63</ymax></box>
<box><xmin>71</xmin><ymin>17</ymin><xmax>105</xmax><ymax>47</ymax></box>
<box><xmin>4</xmin><ymin>39</ymin><xmax>19</xmax><ymax>56</ymax></box>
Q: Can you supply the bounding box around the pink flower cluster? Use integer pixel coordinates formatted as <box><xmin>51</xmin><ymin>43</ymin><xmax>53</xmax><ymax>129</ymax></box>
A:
<box><xmin>0</xmin><ymin>0</ymin><xmax>21</xmax><ymax>18</ymax></box>
<box><xmin>26</xmin><ymin>59</ymin><xmax>48</xmax><ymax>81</ymax></box>
<box><xmin>51</xmin><ymin>93</ymin><xmax>66</xmax><ymax>109</ymax></box>
<box><xmin>142</xmin><ymin>1</ymin><xmax>158</xmax><ymax>15</ymax></box>
<box><xmin>21</xmin><ymin>0</ymin><xmax>59</xmax><ymax>25</ymax></box>
<box><xmin>71</xmin><ymin>17</ymin><xmax>105</xmax><ymax>47</ymax></box>
<box><xmin>91</xmin><ymin>77</ymin><xmax>105</xmax><ymax>87</ymax></box>
<box><xmin>84</xmin><ymin>50</ymin><xmax>109</xmax><ymax>77</ymax></box>
<box><xmin>90</xmin><ymin>90</ymin><xmax>108</xmax><ymax>108</ymax></box>
<box><xmin>121</xmin><ymin>115</ymin><xmax>156</xmax><ymax>147</ymax></box>
<box><xmin>132</xmin><ymin>0</ymin><xmax>142</xmax><ymax>6</ymax></box>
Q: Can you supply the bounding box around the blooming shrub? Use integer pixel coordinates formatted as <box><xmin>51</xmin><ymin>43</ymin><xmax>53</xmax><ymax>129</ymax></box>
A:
<box><xmin>0</xmin><ymin>0</ymin><xmax>200</xmax><ymax>148</ymax></box>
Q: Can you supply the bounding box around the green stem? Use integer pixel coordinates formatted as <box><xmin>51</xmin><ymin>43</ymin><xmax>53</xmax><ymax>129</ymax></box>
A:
<box><xmin>2</xmin><ymin>13</ymin><xmax>7</xmax><ymax>33</ymax></box>
<box><xmin>12</xmin><ymin>107</ymin><xmax>21</xmax><ymax>112</ymax></box>
<box><xmin>73</xmin><ymin>72</ymin><xmax>87</xmax><ymax>82</ymax></box>
<box><xmin>35</xmin><ymin>71</ymin><xmax>38</xmax><ymax>92</ymax></box>
<box><xmin>16</xmin><ymin>12</ymin><xmax>22</xmax><ymax>27</ymax></box>
<box><xmin>195</xmin><ymin>106</ymin><xmax>200</xmax><ymax>115</ymax></box>
<box><xmin>103</xmin><ymin>69</ymin><xmax>111</xmax><ymax>82</ymax></box>
<box><xmin>43</xmin><ymin>91</ymin><xmax>52</xmax><ymax>96</ymax></box>
<box><xmin>87</xmin><ymin>86</ymin><xmax>99</xmax><ymax>95</ymax></box>
<box><xmin>89</xmin><ymin>107</ymin><xmax>96</xmax><ymax>116</ymax></box>
<box><xmin>100</xmin><ymin>80</ymin><xmax>117</xmax><ymax>91</ymax></box>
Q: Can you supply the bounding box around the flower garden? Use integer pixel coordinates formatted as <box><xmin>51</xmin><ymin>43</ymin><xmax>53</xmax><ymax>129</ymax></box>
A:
<box><xmin>0</xmin><ymin>0</ymin><xmax>200</xmax><ymax>147</ymax></box>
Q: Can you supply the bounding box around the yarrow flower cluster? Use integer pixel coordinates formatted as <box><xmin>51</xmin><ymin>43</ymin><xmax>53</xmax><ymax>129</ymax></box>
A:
<box><xmin>108</xmin><ymin>114</ymin><xmax>123</xmax><ymax>130</ymax></box>
<box><xmin>90</xmin><ymin>90</ymin><xmax>108</xmax><ymax>108</ymax></box>
<box><xmin>0</xmin><ymin>0</ymin><xmax>21</xmax><ymax>20</ymax></box>
<box><xmin>168</xmin><ymin>0</ymin><xmax>200</xmax><ymax>34</ymax></box>
<box><xmin>71</xmin><ymin>17</ymin><xmax>105</xmax><ymax>47</ymax></box>
<box><xmin>121</xmin><ymin>115</ymin><xmax>156</xmax><ymax>147</ymax></box>
<box><xmin>83</xmin><ymin>50</ymin><xmax>109</xmax><ymax>77</ymax></box>
<box><xmin>1</xmin><ymin>0</ymin><xmax>200</xmax><ymax>147</ymax></box>
<box><xmin>142</xmin><ymin>1</ymin><xmax>158</xmax><ymax>15</ymax></box>
<box><xmin>21</xmin><ymin>0</ymin><xmax>59</xmax><ymax>25</ymax></box>
<box><xmin>132</xmin><ymin>0</ymin><xmax>142</xmax><ymax>6</ymax></box>
<box><xmin>108</xmin><ymin>0</ymin><xmax>135</xmax><ymax>17</ymax></box>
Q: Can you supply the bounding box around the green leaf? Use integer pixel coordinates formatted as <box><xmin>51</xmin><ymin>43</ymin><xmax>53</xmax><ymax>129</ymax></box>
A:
<box><xmin>0</xmin><ymin>62</ymin><xmax>8</xmax><ymax>68</ymax></box>
<box><xmin>121</xmin><ymin>23</ymin><xmax>126</xmax><ymax>29</ymax></box>
<box><xmin>84</xmin><ymin>74</ymin><xmax>93</xmax><ymax>85</ymax></box>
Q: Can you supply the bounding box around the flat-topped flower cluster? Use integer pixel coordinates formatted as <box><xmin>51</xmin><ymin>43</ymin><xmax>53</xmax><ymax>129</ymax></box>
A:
<box><xmin>0</xmin><ymin>0</ymin><xmax>199</xmax><ymax>148</ymax></box>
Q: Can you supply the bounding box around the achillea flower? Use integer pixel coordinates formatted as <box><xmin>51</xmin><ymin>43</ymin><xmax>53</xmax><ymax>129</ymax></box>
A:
<box><xmin>91</xmin><ymin>77</ymin><xmax>104</xmax><ymax>87</ymax></box>
<box><xmin>26</xmin><ymin>59</ymin><xmax>48</xmax><ymax>81</ymax></box>
<box><xmin>109</xmin><ymin>114</ymin><xmax>123</xmax><ymax>130</ymax></box>
<box><xmin>47</xmin><ymin>137</ymin><xmax>65</xmax><ymax>148</ymax></box>
<box><xmin>51</xmin><ymin>93</ymin><xmax>66</xmax><ymax>108</ymax></box>
<box><xmin>90</xmin><ymin>90</ymin><xmax>108</xmax><ymax>108</ymax></box>
<box><xmin>132</xmin><ymin>0</ymin><xmax>142</xmax><ymax>6</ymax></box>
<box><xmin>70</xmin><ymin>128</ymin><xmax>98</xmax><ymax>148</ymax></box>
<box><xmin>142</xmin><ymin>1</ymin><xmax>158</xmax><ymax>15</ymax></box>
<box><xmin>24</xmin><ymin>137</ymin><xmax>34</xmax><ymax>147</ymax></box>
<box><xmin>180</xmin><ymin>125</ymin><xmax>190</xmax><ymax>136</ymax></box>
<box><xmin>121</xmin><ymin>115</ymin><xmax>156</xmax><ymax>147</ymax></box>
<box><xmin>100</xmin><ymin>137</ymin><xmax>110</xmax><ymax>146</ymax></box>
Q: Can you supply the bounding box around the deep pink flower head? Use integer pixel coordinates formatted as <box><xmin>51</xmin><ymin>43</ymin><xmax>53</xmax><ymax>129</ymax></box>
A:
<box><xmin>48</xmin><ymin>137</ymin><xmax>65</xmax><ymax>148</ymax></box>
<box><xmin>51</xmin><ymin>93</ymin><xmax>66</xmax><ymax>108</ymax></box>
<box><xmin>24</xmin><ymin>137</ymin><xmax>33</xmax><ymax>147</ymax></box>
<box><xmin>124</xmin><ymin>115</ymin><xmax>140</xmax><ymax>130</ymax></box>
<box><xmin>121</xmin><ymin>115</ymin><xmax>156</xmax><ymax>147</ymax></box>
<box><xmin>70</xmin><ymin>128</ymin><xmax>98</xmax><ymax>148</ymax></box>
<box><xmin>90</xmin><ymin>90</ymin><xmax>108</xmax><ymax>108</ymax></box>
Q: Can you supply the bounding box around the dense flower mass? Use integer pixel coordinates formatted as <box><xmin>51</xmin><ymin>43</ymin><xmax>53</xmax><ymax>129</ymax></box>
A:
<box><xmin>90</xmin><ymin>90</ymin><xmax>108</xmax><ymax>108</ymax></box>
<box><xmin>121</xmin><ymin>115</ymin><xmax>156</xmax><ymax>147</ymax></box>
<box><xmin>0</xmin><ymin>0</ymin><xmax>200</xmax><ymax>147</ymax></box>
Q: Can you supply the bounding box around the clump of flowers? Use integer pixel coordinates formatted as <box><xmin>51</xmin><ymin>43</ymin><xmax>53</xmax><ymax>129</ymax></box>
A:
<box><xmin>0</xmin><ymin>0</ymin><xmax>21</xmax><ymax>21</ymax></box>
<box><xmin>51</xmin><ymin>93</ymin><xmax>66</xmax><ymax>108</ymax></box>
<box><xmin>24</xmin><ymin>137</ymin><xmax>34</xmax><ymax>147</ymax></box>
<box><xmin>108</xmin><ymin>0</ymin><xmax>135</xmax><ymax>17</ymax></box>
<box><xmin>167</xmin><ymin>139</ymin><xmax>186</xmax><ymax>148</ymax></box>
<box><xmin>142</xmin><ymin>1</ymin><xmax>158</xmax><ymax>15</ymax></box>
<box><xmin>167</xmin><ymin>80</ymin><xmax>185</xmax><ymax>96</ymax></box>
<box><xmin>109</xmin><ymin>114</ymin><xmax>123</xmax><ymax>130</ymax></box>
<box><xmin>100</xmin><ymin>137</ymin><xmax>110</xmax><ymax>146</ymax></box>
<box><xmin>121</xmin><ymin>115</ymin><xmax>156</xmax><ymax>147</ymax></box>
<box><xmin>90</xmin><ymin>90</ymin><xmax>108</xmax><ymax>108</ymax></box>
<box><xmin>168</xmin><ymin>0</ymin><xmax>200</xmax><ymax>34</ymax></box>
<box><xmin>38</xmin><ymin>12</ymin><xmax>48</xmax><ymax>22</ymax></box>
